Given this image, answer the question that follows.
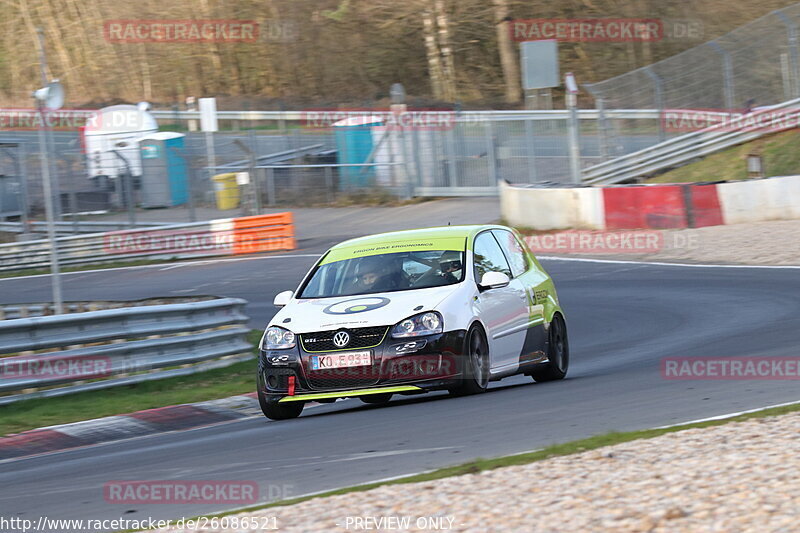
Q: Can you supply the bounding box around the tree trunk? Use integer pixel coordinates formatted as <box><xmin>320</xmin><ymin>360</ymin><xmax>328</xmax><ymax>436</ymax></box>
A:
<box><xmin>422</xmin><ymin>6</ymin><xmax>444</xmax><ymax>99</ymax></box>
<box><xmin>492</xmin><ymin>0</ymin><xmax>521</xmax><ymax>104</ymax></box>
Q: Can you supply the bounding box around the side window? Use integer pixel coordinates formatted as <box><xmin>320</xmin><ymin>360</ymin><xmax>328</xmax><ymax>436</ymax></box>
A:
<box><xmin>473</xmin><ymin>233</ymin><xmax>512</xmax><ymax>282</ymax></box>
<box><xmin>492</xmin><ymin>230</ymin><xmax>528</xmax><ymax>277</ymax></box>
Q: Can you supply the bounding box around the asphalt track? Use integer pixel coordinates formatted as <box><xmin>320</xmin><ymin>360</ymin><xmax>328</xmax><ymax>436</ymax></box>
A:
<box><xmin>1</xmin><ymin>253</ymin><xmax>800</xmax><ymax>528</ymax></box>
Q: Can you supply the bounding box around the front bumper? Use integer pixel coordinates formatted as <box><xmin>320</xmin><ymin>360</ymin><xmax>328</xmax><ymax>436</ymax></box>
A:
<box><xmin>258</xmin><ymin>329</ymin><xmax>468</xmax><ymax>401</ymax></box>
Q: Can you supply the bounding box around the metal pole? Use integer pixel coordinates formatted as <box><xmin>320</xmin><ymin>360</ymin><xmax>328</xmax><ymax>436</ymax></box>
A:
<box><xmin>566</xmin><ymin>93</ymin><xmax>582</xmax><ymax>185</ymax></box>
<box><xmin>524</xmin><ymin>119</ymin><xmax>538</xmax><ymax>183</ymax></box>
<box><xmin>775</xmin><ymin>10</ymin><xmax>800</xmax><ymax>99</ymax></box>
<box><xmin>110</xmin><ymin>150</ymin><xmax>136</xmax><ymax>227</ymax></box>
<box><xmin>644</xmin><ymin>67</ymin><xmax>666</xmax><ymax>143</ymax></box>
<box><xmin>37</xmin><ymin>107</ymin><xmax>64</xmax><ymax>314</ymax></box>
<box><xmin>708</xmin><ymin>42</ymin><xmax>735</xmax><ymax>110</ymax></box>
<box><xmin>485</xmin><ymin>121</ymin><xmax>498</xmax><ymax>186</ymax></box>
<box><xmin>596</xmin><ymin>97</ymin><xmax>611</xmax><ymax>162</ymax></box>
<box><xmin>36</xmin><ymin>28</ymin><xmax>62</xmax><ymax>221</ymax></box>
<box><xmin>266</xmin><ymin>167</ymin><xmax>276</xmax><ymax>206</ymax></box>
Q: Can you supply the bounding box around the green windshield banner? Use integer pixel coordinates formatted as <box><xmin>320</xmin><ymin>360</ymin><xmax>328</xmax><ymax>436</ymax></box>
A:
<box><xmin>321</xmin><ymin>237</ymin><xmax>466</xmax><ymax>265</ymax></box>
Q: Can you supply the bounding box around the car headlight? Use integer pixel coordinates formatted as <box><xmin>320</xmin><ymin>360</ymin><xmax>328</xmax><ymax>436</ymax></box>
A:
<box><xmin>262</xmin><ymin>326</ymin><xmax>297</xmax><ymax>350</ymax></box>
<box><xmin>391</xmin><ymin>312</ymin><xmax>443</xmax><ymax>338</ymax></box>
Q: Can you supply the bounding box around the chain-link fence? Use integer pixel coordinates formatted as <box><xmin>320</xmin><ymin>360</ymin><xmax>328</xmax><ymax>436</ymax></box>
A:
<box><xmin>585</xmin><ymin>4</ymin><xmax>800</xmax><ymax>114</ymax></box>
<box><xmin>0</xmin><ymin>111</ymin><xmax>665</xmax><ymax>227</ymax></box>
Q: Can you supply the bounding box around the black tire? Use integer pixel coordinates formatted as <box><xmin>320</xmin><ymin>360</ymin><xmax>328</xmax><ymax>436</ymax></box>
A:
<box><xmin>258</xmin><ymin>388</ymin><xmax>304</xmax><ymax>420</ymax></box>
<box><xmin>530</xmin><ymin>314</ymin><xmax>569</xmax><ymax>382</ymax></box>
<box><xmin>360</xmin><ymin>393</ymin><xmax>393</xmax><ymax>404</ymax></box>
<box><xmin>450</xmin><ymin>325</ymin><xmax>490</xmax><ymax>395</ymax></box>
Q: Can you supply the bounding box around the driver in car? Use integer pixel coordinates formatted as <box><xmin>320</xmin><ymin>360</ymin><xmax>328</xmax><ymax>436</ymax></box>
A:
<box><xmin>353</xmin><ymin>256</ymin><xmax>405</xmax><ymax>293</ymax></box>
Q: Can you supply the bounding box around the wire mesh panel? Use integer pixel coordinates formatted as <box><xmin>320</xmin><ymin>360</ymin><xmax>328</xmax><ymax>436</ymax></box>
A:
<box><xmin>586</xmin><ymin>6</ymin><xmax>800</xmax><ymax>111</ymax></box>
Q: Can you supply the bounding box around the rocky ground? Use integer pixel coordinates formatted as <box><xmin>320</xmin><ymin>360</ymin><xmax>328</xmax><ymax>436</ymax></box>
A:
<box><xmin>157</xmin><ymin>410</ymin><xmax>800</xmax><ymax>532</ymax></box>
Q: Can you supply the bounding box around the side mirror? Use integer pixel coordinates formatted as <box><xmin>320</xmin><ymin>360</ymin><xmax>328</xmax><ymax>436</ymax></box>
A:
<box><xmin>479</xmin><ymin>271</ymin><xmax>510</xmax><ymax>290</ymax></box>
<box><xmin>273</xmin><ymin>290</ymin><xmax>293</xmax><ymax>307</ymax></box>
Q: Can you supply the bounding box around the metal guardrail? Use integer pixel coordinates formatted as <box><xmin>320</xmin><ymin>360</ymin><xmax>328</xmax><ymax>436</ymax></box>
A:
<box><xmin>582</xmin><ymin>97</ymin><xmax>800</xmax><ymax>185</ymax></box>
<box><xmin>0</xmin><ymin>220</ymin><xmax>164</xmax><ymax>235</ymax></box>
<box><xmin>0</xmin><ymin>213</ymin><xmax>296</xmax><ymax>272</ymax></box>
<box><xmin>0</xmin><ymin>298</ymin><xmax>251</xmax><ymax>404</ymax></box>
<box><xmin>151</xmin><ymin>109</ymin><xmax>661</xmax><ymax>123</ymax></box>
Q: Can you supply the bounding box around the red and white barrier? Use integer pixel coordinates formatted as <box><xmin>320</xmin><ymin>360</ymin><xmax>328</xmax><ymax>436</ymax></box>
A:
<box><xmin>501</xmin><ymin>176</ymin><xmax>800</xmax><ymax>230</ymax></box>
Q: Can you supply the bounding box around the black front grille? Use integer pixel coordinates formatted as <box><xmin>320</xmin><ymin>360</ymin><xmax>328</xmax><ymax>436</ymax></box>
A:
<box><xmin>305</xmin><ymin>372</ymin><xmax>380</xmax><ymax>390</ymax></box>
<box><xmin>300</xmin><ymin>326</ymin><xmax>388</xmax><ymax>352</ymax></box>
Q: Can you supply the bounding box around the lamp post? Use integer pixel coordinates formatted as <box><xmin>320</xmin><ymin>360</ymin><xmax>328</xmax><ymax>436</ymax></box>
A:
<box><xmin>33</xmin><ymin>28</ymin><xmax>65</xmax><ymax>314</ymax></box>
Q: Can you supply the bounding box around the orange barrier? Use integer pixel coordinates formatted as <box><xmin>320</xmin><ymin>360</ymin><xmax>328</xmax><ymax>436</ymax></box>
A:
<box><xmin>232</xmin><ymin>212</ymin><xmax>296</xmax><ymax>255</ymax></box>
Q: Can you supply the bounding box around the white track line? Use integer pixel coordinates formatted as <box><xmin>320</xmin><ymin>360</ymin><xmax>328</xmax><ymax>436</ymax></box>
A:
<box><xmin>653</xmin><ymin>398</ymin><xmax>800</xmax><ymax>429</ymax></box>
<box><xmin>538</xmin><ymin>256</ymin><xmax>800</xmax><ymax>269</ymax></box>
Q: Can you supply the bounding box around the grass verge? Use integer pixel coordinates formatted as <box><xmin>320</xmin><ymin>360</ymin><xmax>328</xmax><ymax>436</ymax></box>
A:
<box><xmin>0</xmin><ymin>331</ymin><xmax>262</xmax><ymax>436</ymax></box>
<box><xmin>648</xmin><ymin>129</ymin><xmax>800</xmax><ymax>183</ymax></box>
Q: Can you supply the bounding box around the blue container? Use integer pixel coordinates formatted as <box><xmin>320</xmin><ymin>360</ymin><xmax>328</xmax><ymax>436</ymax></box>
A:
<box><xmin>333</xmin><ymin>116</ymin><xmax>383</xmax><ymax>189</ymax></box>
<box><xmin>139</xmin><ymin>133</ymin><xmax>188</xmax><ymax>207</ymax></box>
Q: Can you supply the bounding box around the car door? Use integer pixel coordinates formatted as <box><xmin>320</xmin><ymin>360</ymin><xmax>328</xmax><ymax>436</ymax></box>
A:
<box><xmin>472</xmin><ymin>231</ymin><xmax>528</xmax><ymax>373</ymax></box>
<box><xmin>492</xmin><ymin>229</ymin><xmax>551</xmax><ymax>361</ymax></box>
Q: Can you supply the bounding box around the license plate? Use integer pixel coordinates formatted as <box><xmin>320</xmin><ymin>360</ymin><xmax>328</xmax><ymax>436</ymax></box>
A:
<box><xmin>311</xmin><ymin>351</ymin><xmax>372</xmax><ymax>370</ymax></box>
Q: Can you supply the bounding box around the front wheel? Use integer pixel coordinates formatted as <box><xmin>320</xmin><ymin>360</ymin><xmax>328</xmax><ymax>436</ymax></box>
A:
<box><xmin>530</xmin><ymin>314</ymin><xmax>569</xmax><ymax>383</ymax></box>
<box><xmin>258</xmin><ymin>388</ymin><xmax>304</xmax><ymax>420</ymax></box>
<box><xmin>450</xmin><ymin>325</ymin><xmax>490</xmax><ymax>395</ymax></box>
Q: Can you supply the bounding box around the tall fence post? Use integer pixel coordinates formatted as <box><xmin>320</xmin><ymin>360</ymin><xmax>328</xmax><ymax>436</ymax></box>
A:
<box><xmin>775</xmin><ymin>10</ymin><xmax>800</xmax><ymax>100</ymax></box>
<box><xmin>566</xmin><ymin>94</ymin><xmax>582</xmax><ymax>185</ymax></box>
<box><xmin>485</xmin><ymin>120</ymin><xmax>498</xmax><ymax>185</ymax></box>
<box><xmin>644</xmin><ymin>67</ymin><xmax>666</xmax><ymax>143</ymax></box>
<box><xmin>524</xmin><ymin>119</ymin><xmax>538</xmax><ymax>183</ymax></box>
<box><xmin>708</xmin><ymin>42</ymin><xmax>736</xmax><ymax>110</ymax></box>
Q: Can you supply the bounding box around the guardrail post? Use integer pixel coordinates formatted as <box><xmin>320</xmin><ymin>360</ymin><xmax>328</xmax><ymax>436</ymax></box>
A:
<box><xmin>708</xmin><ymin>42</ymin><xmax>736</xmax><ymax>111</ymax></box>
<box><xmin>644</xmin><ymin>67</ymin><xmax>666</xmax><ymax>143</ymax></box>
<box><xmin>775</xmin><ymin>10</ymin><xmax>800</xmax><ymax>99</ymax></box>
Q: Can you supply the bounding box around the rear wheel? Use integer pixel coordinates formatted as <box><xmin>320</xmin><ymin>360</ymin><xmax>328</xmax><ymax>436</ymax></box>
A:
<box><xmin>360</xmin><ymin>393</ymin><xmax>393</xmax><ymax>404</ymax></box>
<box><xmin>258</xmin><ymin>387</ymin><xmax>304</xmax><ymax>420</ymax></box>
<box><xmin>450</xmin><ymin>325</ymin><xmax>490</xmax><ymax>395</ymax></box>
<box><xmin>530</xmin><ymin>314</ymin><xmax>569</xmax><ymax>382</ymax></box>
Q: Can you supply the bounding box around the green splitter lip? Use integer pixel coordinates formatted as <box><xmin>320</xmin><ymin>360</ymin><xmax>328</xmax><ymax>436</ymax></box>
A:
<box><xmin>277</xmin><ymin>385</ymin><xmax>422</xmax><ymax>402</ymax></box>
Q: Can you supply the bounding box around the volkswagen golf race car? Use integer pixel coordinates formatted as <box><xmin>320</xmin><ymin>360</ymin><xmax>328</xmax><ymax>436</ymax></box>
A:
<box><xmin>257</xmin><ymin>225</ymin><xmax>568</xmax><ymax>420</ymax></box>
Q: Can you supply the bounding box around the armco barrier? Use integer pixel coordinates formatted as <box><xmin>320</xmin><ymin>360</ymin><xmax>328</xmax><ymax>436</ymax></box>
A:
<box><xmin>0</xmin><ymin>298</ymin><xmax>251</xmax><ymax>404</ymax></box>
<box><xmin>0</xmin><ymin>212</ymin><xmax>295</xmax><ymax>272</ymax></box>
<box><xmin>501</xmin><ymin>176</ymin><xmax>800</xmax><ymax>230</ymax></box>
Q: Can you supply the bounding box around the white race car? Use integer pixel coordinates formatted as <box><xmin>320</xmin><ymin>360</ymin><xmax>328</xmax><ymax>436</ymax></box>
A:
<box><xmin>257</xmin><ymin>224</ymin><xmax>568</xmax><ymax>420</ymax></box>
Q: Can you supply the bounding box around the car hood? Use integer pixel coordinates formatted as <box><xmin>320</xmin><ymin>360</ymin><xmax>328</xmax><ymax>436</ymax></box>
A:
<box><xmin>272</xmin><ymin>285</ymin><xmax>459</xmax><ymax>334</ymax></box>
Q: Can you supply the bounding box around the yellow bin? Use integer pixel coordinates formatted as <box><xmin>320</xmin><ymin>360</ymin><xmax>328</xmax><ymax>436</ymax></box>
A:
<box><xmin>212</xmin><ymin>173</ymin><xmax>240</xmax><ymax>210</ymax></box>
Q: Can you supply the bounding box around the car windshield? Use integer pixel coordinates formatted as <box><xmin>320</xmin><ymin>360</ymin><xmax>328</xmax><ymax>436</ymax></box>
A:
<box><xmin>299</xmin><ymin>250</ymin><xmax>465</xmax><ymax>298</ymax></box>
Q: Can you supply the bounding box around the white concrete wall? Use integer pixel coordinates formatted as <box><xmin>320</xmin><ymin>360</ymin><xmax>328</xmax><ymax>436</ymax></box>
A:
<box><xmin>499</xmin><ymin>181</ymin><xmax>606</xmax><ymax>230</ymax></box>
<box><xmin>718</xmin><ymin>176</ymin><xmax>800</xmax><ymax>225</ymax></box>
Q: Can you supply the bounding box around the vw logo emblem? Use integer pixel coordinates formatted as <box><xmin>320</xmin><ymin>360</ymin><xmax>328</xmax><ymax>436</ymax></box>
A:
<box><xmin>333</xmin><ymin>331</ymin><xmax>350</xmax><ymax>348</ymax></box>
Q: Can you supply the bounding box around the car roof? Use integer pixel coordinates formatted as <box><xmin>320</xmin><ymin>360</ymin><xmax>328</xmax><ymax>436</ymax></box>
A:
<box><xmin>331</xmin><ymin>225</ymin><xmax>505</xmax><ymax>251</ymax></box>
